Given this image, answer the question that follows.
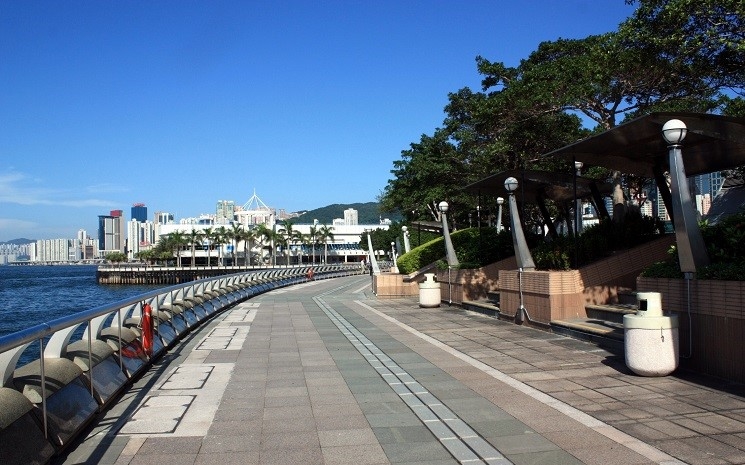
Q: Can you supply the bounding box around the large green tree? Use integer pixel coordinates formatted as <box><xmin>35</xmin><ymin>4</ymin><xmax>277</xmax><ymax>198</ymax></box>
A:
<box><xmin>383</xmin><ymin>0</ymin><xmax>744</xmax><ymax>231</ymax></box>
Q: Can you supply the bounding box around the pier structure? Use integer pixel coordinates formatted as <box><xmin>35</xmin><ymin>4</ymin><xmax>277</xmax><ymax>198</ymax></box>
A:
<box><xmin>2</xmin><ymin>273</ymin><xmax>743</xmax><ymax>464</ymax></box>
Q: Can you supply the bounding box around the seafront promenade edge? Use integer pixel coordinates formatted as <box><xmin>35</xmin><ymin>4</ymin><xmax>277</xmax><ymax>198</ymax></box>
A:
<box><xmin>57</xmin><ymin>275</ymin><xmax>745</xmax><ymax>465</ymax></box>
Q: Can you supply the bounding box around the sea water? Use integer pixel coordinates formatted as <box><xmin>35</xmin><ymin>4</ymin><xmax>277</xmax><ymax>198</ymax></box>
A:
<box><xmin>0</xmin><ymin>265</ymin><xmax>161</xmax><ymax>337</ymax></box>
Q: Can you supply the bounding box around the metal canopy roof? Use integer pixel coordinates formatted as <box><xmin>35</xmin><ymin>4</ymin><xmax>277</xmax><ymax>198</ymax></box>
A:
<box><xmin>543</xmin><ymin>112</ymin><xmax>745</xmax><ymax>178</ymax></box>
<box><xmin>465</xmin><ymin>169</ymin><xmax>613</xmax><ymax>203</ymax></box>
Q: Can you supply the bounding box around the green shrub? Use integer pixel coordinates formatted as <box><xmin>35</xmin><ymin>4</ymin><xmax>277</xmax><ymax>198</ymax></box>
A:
<box><xmin>396</xmin><ymin>227</ymin><xmax>514</xmax><ymax>273</ymax></box>
<box><xmin>641</xmin><ymin>212</ymin><xmax>745</xmax><ymax>280</ymax></box>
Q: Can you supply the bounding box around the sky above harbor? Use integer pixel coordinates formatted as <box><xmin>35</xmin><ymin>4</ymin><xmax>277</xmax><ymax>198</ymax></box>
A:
<box><xmin>0</xmin><ymin>0</ymin><xmax>637</xmax><ymax>242</ymax></box>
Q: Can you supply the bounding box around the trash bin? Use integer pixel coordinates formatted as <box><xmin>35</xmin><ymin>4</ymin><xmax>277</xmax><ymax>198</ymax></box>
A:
<box><xmin>623</xmin><ymin>292</ymin><xmax>679</xmax><ymax>376</ymax></box>
<box><xmin>419</xmin><ymin>273</ymin><xmax>441</xmax><ymax>308</ymax></box>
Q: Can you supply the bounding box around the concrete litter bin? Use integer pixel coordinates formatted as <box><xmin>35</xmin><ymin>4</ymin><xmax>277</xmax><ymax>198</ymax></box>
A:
<box><xmin>623</xmin><ymin>292</ymin><xmax>679</xmax><ymax>376</ymax></box>
<box><xmin>419</xmin><ymin>273</ymin><xmax>441</xmax><ymax>308</ymax></box>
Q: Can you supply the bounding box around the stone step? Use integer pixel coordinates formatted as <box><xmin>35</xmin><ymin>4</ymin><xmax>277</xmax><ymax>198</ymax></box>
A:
<box><xmin>461</xmin><ymin>300</ymin><xmax>500</xmax><ymax>318</ymax></box>
<box><xmin>550</xmin><ymin>318</ymin><xmax>625</xmax><ymax>355</ymax></box>
<box><xmin>585</xmin><ymin>303</ymin><xmax>637</xmax><ymax>324</ymax></box>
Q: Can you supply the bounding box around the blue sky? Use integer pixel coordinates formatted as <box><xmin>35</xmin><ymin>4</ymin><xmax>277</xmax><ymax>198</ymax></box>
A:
<box><xmin>0</xmin><ymin>0</ymin><xmax>636</xmax><ymax>241</ymax></box>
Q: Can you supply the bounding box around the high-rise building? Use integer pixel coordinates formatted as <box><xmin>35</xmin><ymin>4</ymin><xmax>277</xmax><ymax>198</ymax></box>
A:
<box><xmin>35</xmin><ymin>239</ymin><xmax>76</xmax><ymax>262</ymax></box>
<box><xmin>98</xmin><ymin>211</ymin><xmax>126</xmax><ymax>256</ymax></box>
<box><xmin>127</xmin><ymin>219</ymin><xmax>155</xmax><ymax>259</ymax></box>
<box><xmin>216</xmin><ymin>200</ymin><xmax>236</xmax><ymax>224</ymax></box>
<box><xmin>131</xmin><ymin>203</ymin><xmax>148</xmax><ymax>222</ymax></box>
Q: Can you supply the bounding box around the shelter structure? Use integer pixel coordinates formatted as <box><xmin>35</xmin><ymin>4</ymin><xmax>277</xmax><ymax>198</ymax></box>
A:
<box><xmin>545</xmin><ymin>112</ymin><xmax>745</xmax><ymax>274</ymax></box>
<box><xmin>545</xmin><ymin>113</ymin><xmax>745</xmax><ymax>221</ymax></box>
<box><xmin>465</xmin><ymin>169</ymin><xmax>613</xmax><ymax>239</ymax></box>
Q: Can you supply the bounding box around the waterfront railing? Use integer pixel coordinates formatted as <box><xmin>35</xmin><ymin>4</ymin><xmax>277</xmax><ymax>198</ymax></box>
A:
<box><xmin>0</xmin><ymin>263</ymin><xmax>364</xmax><ymax>465</ymax></box>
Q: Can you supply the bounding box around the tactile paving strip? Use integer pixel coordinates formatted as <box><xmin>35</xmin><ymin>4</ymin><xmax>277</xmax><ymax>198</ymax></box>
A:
<box><xmin>314</xmin><ymin>289</ymin><xmax>512</xmax><ymax>465</ymax></box>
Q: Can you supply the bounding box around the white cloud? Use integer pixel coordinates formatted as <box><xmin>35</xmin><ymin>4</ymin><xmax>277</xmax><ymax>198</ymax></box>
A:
<box><xmin>0</xmin><ymin>218</ymin><xmax>38</xmax><ymax>230</ymax></box>
<box><xmin>0</xmin><ymin>170</ymin><xmax>121</xmax><ymax>208</ymax></box>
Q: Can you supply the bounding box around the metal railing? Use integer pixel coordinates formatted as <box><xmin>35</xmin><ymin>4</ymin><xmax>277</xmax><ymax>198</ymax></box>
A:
<box><xmin>0</xmin><ymin>263</ymin><xmax>365</xmax><ymax>448</ymax></box>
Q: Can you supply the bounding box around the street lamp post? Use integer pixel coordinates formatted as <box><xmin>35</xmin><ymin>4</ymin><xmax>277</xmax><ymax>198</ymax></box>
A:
<box><xmin>505</xmin><ymin>177</ymin><xmax>535</xmax><ymax>324</ymax></box>
<box><xmin>366</xmin><ymin>229</ymin><xmax>381</xmax><ymax>275</ymax></box>
<box><xmin>662</xmin><ymin>119</ymin><xmax>709</xmax><ymax>273</ymax></box>
<box><xmin>495</xmin><ymin>197</ymin><xmax>505</xmax><ymax>232</ymax></box>
<box><xmin>438</xmin><ymin>201</ymin><xmax>459</xmax><ymax>268</ymax></box>
<box><xmin>575</xmin><ymin>160</ymin><xmax>584</xmax><ymax>235</ymax></box>
<box><xmin>505</xmin><ymin>177</ymin><xmax>535</xmax><ymax>271</ymax></box>
<box><xmin>439</xmin><ymin>201</ymin><xmax>458</xmax><ymax>306</ymax></box>
<box><xmin>402</xmin><ymin>226</ymin><xmax>411</xmax><ymax>253</ymax></box>
<box><xmin>391</xmin><ymin>241</ymin><xmax>398</xmax><ymax>273</ymax></box>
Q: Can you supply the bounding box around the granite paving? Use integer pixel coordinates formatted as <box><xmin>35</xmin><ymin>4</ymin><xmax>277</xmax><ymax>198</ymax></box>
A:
<box><xmin>55</xmin><ymin>275</ymin><xmax>745</xmax><ymax>465</ymax></box>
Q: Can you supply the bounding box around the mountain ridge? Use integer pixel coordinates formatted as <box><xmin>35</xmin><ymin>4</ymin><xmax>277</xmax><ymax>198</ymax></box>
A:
<box><xmin>291</xmin><ymin>202</ymin><xmax>400</xmax><ymax>224</ymax></box>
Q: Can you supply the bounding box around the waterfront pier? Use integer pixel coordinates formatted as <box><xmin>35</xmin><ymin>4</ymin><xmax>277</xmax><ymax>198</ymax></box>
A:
<box><xmin>96</xmin><ymin>264</ymin><xmax>318</xmax><ymax>285</ymax></box>
<box><xmin>52</xmin><ymin>275</ymin><xmax>745</xmax><ymax>465</ymax></box>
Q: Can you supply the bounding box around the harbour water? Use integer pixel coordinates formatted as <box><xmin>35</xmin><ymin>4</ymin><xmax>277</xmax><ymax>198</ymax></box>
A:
<box><xmin>0</xmin><ymin>265</ymin><xmax>161</xmax><ymax>337</ymax></box>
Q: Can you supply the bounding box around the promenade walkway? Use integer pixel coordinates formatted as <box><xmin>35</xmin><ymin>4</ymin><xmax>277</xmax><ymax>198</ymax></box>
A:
<box><xmin>57</xmin><ymin>275</ymin><xmax>745</xmax><ymax>465</ymax></box>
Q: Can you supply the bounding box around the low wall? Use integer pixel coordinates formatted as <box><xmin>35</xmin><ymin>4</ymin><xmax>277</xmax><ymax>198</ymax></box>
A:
<box><xmin>373</xmin><ymin>273</ymin><xmax>419</xmax><ymax>298</ymax></box>
<box><xmin>637</xmin><ymin>277</ymin><xmax>745</xmax><ymax>383</ymax></box>
<box><xmin>498</xmin><ymin>270</ymin><xmax>585</xmax><ymax>326</ymax></box>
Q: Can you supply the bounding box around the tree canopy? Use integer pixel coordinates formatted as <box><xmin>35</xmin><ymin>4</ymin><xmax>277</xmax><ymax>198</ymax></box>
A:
<box><xmin>379</xmin><ymin>0</ymin><xmax>744</xmax><ymax>228</ymax></box>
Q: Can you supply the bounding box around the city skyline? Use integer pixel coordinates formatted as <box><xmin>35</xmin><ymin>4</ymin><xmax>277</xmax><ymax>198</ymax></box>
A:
<box><xmin>0</xmin><ymin>1</ymin><xmax>637</xmax><ymax>242</ymax></box>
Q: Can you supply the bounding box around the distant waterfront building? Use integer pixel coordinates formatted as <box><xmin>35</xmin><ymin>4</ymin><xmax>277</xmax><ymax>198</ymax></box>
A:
<box><xmin>180</xmin><ymin>214</ymin><xmax>215</xmax><ymax>226</ymax></box>
<box><xmin>216</xmin><ymin>200</ymin><xmax>235</xmax><ymax>224</ymax></box>
<box><xmin>127</xmin><ymin>219</ymin><xmax>156</xmax><ymax>260</ymax></box>
<box><xmin>98</xmin><ymin>210</ymin><xmax>126</xmax><ymax>257</ymax></box>
<box><xmin>78</xmin><ymin>229</ymin><xmax>97</xmax><ymax>260</ymax></box>
<box><xmin>131</xmin><ymin>203</ymin><xmax>148</xmax><ymax>222</ymax></box>
<box><xmin>344</xmin><ymin>208</ymin><xmax>359</xmax><ymax>225</ymax></box>
<box><xmin>35</xmin><ymin>238</ymin><xmax>77</xmax><ymax>262</ymax></box>
<box><xmin>155</xmin><ymin>211</ymin><xmax>174</xmax><ymax>225</ymax></box>
<box><xmin>235</xmin><ymin>191</ymin><xmax>274</xmax><ymax>227</ymax></box>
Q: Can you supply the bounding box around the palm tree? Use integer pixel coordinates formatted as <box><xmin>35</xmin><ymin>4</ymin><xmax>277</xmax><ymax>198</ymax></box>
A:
<box><xmin>279</xmin><ymin>220</ymin><xmax>303</xmax><ymax>266</ymax></box>
<box><xmin>203</xmin><ymin>227</ymin><xmax>214</xmax><ymax>266</ymax></box>
<box><xmin>187</xmin><ymin>228</ymin><xmax>205</xmax><ymax>267</ymax></box>
<box><xmin>166</xmin><ymin>231</ymin><xmax>188</xmax><ymax>266</ymax></box>
<box><xmin>308</xmin><ymin>225</ymin><xmax>320</xmax><ymax>265</ymax></box>
<box><xmin>240</xmin><ymin>227</ymin><xmax>256</xmax><ymax>268</ymax></box>
<box><xmin>214</xmin><ymin>226</ymin><xmax>228</xmax><ymax>266</ymax></box>
<box><xmin>254</xmin><ymin>223</ymin><xmax>274</xmax><ymax>266</ymax></box>
<box><xmin>229</xmin><ymin>223</ymin><xmax>244</xmax><ymax>266</ymax></box>
<box><xmin>317</xmin><ymin>224</ymin><xmax>334</xmax><ymax>264</ymax></box>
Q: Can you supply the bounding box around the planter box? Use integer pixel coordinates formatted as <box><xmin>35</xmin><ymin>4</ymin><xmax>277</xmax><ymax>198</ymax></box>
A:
<box><xmin>373</xmin><ymin>273</ymin><xmax>419</xmax><ymax>298</ymax></box>
<box><xmin>498</xmin><ymin>269</ymin><xmax>585</xmax><ymax>325</ymax></box>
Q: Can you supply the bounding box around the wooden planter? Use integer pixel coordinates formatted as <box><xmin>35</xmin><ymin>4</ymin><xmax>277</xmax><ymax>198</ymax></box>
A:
<box><xmin>498</xmin><ymin>269</ymin><xmax>585</xmax><ymax>326</ymax></box>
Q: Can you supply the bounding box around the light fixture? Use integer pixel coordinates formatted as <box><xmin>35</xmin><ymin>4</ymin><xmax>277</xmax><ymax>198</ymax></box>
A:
<box><xmin>401</xmin><ymin>226</ymin><xmax>408</xmax><ymax>232</ymax></box>
<box><xmin>574</xmin><ymin>160</ymin><xmax>583</xmax><ymax>171</ymax></box>
<box><xmin>504</xmin><ymin>177</ymin><xmax>518</xmax><ymax>192</ymax></box>
<box><xmin>496</xmin><ymin>197</ymin><xmax>504</xmax><ymax>205</ymax></box>
<box><xmin>438</xmin><ymin>201</ymin><xmax>449</xmax><ymax>213</ymax></box>
<box><xmin>662</xmin><ymin>119</ymin><xmax>688</xmax><ymax>145</ymax></box>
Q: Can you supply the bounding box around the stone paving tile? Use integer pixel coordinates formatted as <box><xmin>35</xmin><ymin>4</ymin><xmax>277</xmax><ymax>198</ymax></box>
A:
<box><xmin>381</xmin><ymin>441</ymin><xmax>454</xmax><ymax>463</ymax></box>
<box><xmin>258</xmin><ymin>447</ymin><xmax>324</xmax><ymax>465</ymax></box>
<box><xmin>200</xmin><ymin>433</ymin><xmax>260</xmax><ymax>453</ymax></box>
<box><xmin>194</xmin><ymin>451</ymin><xmax>260</xmax><ymax>465</ymax></box>
<box><xmin>65</xmin><ymin>277</ymin><xmax>745</xmax><ymax>465</ymax></box>
<box><xmin>129</xmin><ymin>453</ymin><xmax>198</xmax><ymax>465</ymax></box>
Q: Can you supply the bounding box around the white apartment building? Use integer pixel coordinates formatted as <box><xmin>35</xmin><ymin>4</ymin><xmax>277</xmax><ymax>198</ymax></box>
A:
<box><xmin>127</xmin><ymin>219</ymin><xmax>156</xmax><ymax>259</ymax></box>
<box><xmin>35</xmin><ymin>238</ymin><xmax>78</xmax><ymax>262</ymax></box>
<box><xmin>343</xmin><ymin>208</ymin><xmax>359</xmax><ymax>225</ymax></box>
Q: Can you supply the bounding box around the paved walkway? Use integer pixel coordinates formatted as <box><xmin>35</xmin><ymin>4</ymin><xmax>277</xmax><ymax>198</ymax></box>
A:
<box><xmin>57</xmin><ymin>276</ymin><xmax>745</xmax><ymax>465</ymax></box>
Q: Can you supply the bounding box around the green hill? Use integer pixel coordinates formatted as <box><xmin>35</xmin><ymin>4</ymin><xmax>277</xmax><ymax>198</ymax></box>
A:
<box><xmin>292</xmin><ymin>202</ymin><xmax>401</xmax><ymax>224</ymax></box>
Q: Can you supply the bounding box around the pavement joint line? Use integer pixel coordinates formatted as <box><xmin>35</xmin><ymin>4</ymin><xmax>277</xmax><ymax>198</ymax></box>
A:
<box><xmin>354</xmin><ymin>299</ymin><xmax>687</xmax><ymax>465</ymax></box>
<box><xmin>313</xmin><ymin>286</ymin><xmax>511</xmax><ymax>465</ymax></box>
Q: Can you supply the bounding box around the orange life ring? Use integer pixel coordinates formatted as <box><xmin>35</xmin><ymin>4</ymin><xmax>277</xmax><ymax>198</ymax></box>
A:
<box><xmin>142</xmin><ymin>303</ymin><xmax>154</xmax><ymax>356</ymax></box>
